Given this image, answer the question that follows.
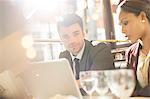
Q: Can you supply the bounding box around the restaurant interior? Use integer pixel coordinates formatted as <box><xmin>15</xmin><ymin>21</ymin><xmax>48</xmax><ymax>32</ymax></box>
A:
<box><xmin>0</xmin><ymin>0</ymin><xmax>149</xmax><ymax>99</ymax></box>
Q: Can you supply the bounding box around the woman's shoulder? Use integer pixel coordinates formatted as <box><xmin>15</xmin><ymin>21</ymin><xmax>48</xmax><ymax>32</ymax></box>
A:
<box><xmin>126</xmin><ymin>42</ymin><xmax>141</xmax><ymax>55</ymax></box>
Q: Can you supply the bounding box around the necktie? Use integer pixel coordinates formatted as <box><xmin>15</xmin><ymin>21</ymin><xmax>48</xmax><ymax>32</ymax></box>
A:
<box><xmin>74</xmin><ymin>58</ymin><xmax>80</xmax><ymax>80</ymax></box>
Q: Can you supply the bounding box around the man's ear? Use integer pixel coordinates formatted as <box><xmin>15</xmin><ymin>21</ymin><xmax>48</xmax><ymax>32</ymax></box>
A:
<box><xmin>82</xmin><ymin>31</ymin><xmax>86</xmax><ymax>37</ymax></box>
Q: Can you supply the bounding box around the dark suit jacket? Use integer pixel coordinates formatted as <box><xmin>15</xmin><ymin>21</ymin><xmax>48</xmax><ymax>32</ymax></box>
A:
<box><xmin>126</xmin><ymin>42</ymin><xmax>150</xmax><ymax>96</ymax></box>
<box><xmin>59</xmin><ymin>39</ymin><xmax>115</xmax><ymax>73</ymax></box>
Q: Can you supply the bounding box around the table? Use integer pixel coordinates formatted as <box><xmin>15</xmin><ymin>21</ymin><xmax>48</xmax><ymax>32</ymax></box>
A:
<box><xmin>82</xmin><ymin>96</ymin><xmax>150</xmax><ymax>99</ymax></box>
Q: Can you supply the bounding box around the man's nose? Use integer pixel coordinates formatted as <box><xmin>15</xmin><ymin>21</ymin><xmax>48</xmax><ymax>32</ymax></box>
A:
<box><xmin>69</xmin><ymin>36</ymin><xmax>76</xmax><ymax>44</ymax></box>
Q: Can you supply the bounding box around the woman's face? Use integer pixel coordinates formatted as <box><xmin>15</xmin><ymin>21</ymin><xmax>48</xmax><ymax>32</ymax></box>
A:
<box><xmin>119</xmin><ymin>10</ymin><xmax>146</xmax><ymax>43</ymax></box>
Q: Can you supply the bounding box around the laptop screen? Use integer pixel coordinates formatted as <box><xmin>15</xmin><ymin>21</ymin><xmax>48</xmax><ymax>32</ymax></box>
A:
<box><xmin>20</xmin><ymin>59</ymin><xmax>82</xmax><ymax>99</ymax></box>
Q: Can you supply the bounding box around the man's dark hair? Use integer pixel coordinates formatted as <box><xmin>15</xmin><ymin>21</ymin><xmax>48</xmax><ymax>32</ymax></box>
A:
<box><xmin>57</xmin><ymin>14</ymin><xmax>83</xmax><ymax>32</ymax></box>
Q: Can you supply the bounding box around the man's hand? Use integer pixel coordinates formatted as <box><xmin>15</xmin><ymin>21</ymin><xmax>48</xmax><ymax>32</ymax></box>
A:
<box><xmin>76</xmin><ymin>80</ymin><xmax>87</xmax><ymax>95</ymax></box>
<box><xmin>76</xmin><ymin>80</ymin><xmax>81</xmax><ymax>88</ymax></box>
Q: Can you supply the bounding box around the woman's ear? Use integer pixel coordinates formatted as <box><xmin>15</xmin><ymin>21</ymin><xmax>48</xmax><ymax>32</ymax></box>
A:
<box><xmin>139</xmin><ymin>11</ymin><xmax>147</xmax><ymax>22</ymax></box>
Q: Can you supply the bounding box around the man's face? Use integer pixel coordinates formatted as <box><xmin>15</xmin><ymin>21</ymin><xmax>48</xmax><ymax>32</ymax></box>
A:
<box><xmin>59</xmin><ymin>23</ymin><xmax>85</xmax><ymax>55</ymax></box>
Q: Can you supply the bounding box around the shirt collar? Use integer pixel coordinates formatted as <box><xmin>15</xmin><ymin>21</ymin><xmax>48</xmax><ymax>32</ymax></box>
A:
<box><xmin>70</xmin><ymin>42</ymin><xmax>85</xmax><ymax>60</ymax></box>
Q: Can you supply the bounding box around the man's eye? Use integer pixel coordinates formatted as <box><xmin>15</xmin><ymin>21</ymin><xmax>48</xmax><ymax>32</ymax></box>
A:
<box><xmin>73</xmin><ymin>32</ymin><xmax>79</xmax><ymax>36</ymax></box>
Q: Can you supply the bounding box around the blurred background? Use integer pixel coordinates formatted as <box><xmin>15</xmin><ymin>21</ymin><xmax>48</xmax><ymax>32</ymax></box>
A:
<box><xmin>0</xmin><ymin>0</ymin><xmax>127</xmax><ymax>69</ymax></box>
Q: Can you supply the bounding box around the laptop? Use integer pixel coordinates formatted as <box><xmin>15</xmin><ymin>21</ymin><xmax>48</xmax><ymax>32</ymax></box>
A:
<box><xmin>20</xmin><ymin>59</ymin><xmax>82</xmax><ymax>99</ymax></box>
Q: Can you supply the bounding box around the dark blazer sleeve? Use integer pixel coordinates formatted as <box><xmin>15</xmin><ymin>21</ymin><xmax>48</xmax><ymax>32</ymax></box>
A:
<box><xmin>59</xmin><ymin>52</ymin><xmax>64</xmax><ymax>58</ymax></box>
<box><xmin>59</xmin><ymin>51</ymin><xmax>73</xmax><ymax>68</ymax></box>
<box><xmin>90</xmin><ymin>43</ymin><xmax>115</xmax><ymax>70</ymax></box>
<box><xmin>59</xmin><ymin>51</ymin><xmax>70</xmax><ymax>59</ymax></box>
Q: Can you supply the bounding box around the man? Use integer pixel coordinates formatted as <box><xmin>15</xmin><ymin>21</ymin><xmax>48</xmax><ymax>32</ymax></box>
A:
<box><xmin>57</xmin><ymin>14</ymin><xmax>114</xmax><ymax>80</ymax></box>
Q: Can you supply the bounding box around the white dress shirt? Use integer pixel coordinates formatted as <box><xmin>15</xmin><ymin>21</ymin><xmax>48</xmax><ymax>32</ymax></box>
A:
<box><xmin>70</xmin><ymin>43</ymin><xmax>85</xmax><ymax>78</ymax></box>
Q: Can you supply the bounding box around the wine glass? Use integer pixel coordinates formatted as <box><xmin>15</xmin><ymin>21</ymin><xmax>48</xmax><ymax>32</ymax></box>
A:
<box><xmin>106</xmin><ymin>69</ymin><xmax>136</xmax><ymax>98</ymax></box>
<box><xmin>80</xmin><ymin>71</ymin><xmax>97</xmax><ymax>99</ymax></box>
<box><xmin>95</xmin><ymin>71</ymin><xmax>109</xmax><ymax>96</ymax></box>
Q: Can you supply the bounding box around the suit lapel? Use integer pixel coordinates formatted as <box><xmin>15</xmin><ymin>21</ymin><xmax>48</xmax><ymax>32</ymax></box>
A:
<box><xmin>66</xmin><ymin>53</ymin><xmax>73</xmax><ymax>70</ymax></box>
<box><xmin>80</xmin><ymin>40</ymin><xmax>92</xmax><ymax>71</ymax></box>
<box><xmin>60</xmin><ymin>51</ymin><xmax>73</xmax><ymax>70</ymax></box>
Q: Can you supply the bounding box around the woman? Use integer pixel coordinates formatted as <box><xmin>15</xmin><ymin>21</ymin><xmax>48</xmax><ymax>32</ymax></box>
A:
<box><xmin>118</xmin><ymin>0</ymin><xmax>150</xmax><ymax>96</ymax></box>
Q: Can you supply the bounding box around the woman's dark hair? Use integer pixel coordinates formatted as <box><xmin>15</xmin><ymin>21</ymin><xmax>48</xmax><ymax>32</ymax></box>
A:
<box><xmin>119</xmin><ymin>0</ymin><xmax>150</xmax><ymax>22</ymax></box>
<box><xmin>57</xmin><ymin>14</ymin><xmax>83</xmax><ymax>32</ymax></box>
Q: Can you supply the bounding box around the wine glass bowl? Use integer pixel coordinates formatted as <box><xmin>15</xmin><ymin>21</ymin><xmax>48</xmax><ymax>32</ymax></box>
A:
<box><xmin>79</xmin><ymin>71</ymin><xmax>97</xmax><ymax>96</ymax></box>
<box><xmin>80</xmin><ymin>70</ymin><xmax>111</xmax><ymax>98</ymax></box>
<box><xmin>95</xmin><ymin>71</ymin><xmax>109</xmax><ymax>96</ymax></box>
<box><xmin>106</xmin><ymin>69</ymin><xmax>136</xmax><ymax>98</ymax></box>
